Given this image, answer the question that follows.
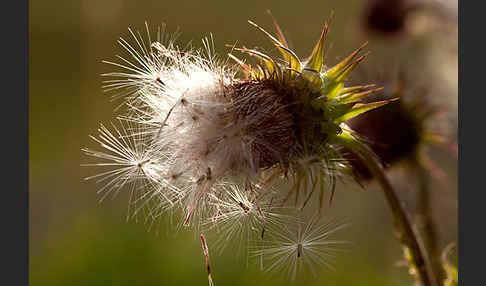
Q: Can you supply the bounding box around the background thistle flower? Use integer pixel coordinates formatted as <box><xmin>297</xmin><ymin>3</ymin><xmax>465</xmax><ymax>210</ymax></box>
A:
<box><xmin>341</xmin><ymin>68</ymin><xmax>457</xmax><ymax>182</ymax></box>
<box><xmin>339</xmin><ymin>67</ymin><xmax>457</xmax><ymax>284</ymax></box>
<box><xmin>361</xmin><ymin>0</ymin><xmax>458</xmax><ymax>37</ymax></box>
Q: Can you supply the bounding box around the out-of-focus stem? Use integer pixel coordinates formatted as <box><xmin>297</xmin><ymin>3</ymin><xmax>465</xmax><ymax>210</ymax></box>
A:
<box><xmin>334</xmin><ymin>133</ymin><xmax>438</xmax><ymax>286</ymax></box>
<box><xmin>414</xmin><ymin>156</ymin><xmax>444</xmax><ymax>284</ymax></box>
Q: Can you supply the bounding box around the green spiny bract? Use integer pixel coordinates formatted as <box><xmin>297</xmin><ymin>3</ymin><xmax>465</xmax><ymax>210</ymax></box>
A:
<box><xmin>228</xmin><ymin>14</ymin><xmax>395</xmax><ymax>206</ymax></box>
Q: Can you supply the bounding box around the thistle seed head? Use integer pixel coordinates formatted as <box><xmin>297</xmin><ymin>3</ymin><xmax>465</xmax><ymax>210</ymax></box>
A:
<box><xmin>83</xmin><ymin>13</ymin><xmax>394</xmax><ymax>277</ymax></box>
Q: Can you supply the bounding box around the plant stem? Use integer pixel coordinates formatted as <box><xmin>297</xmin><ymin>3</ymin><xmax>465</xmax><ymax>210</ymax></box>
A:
<box><xmin>335</xmin><ymin>133</ymin><xmax>438</xmax><ymax>286</ymax></box>
<box><xmin>414</xmin><ymin>156</ymin><xmax>444</xmax><ymax>284</ymax></box>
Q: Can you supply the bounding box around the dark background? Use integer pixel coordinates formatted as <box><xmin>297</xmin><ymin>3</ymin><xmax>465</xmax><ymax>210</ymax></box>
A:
<box><xmin>30</xmin><ymin>1</ymin><xmax>457</xmax><ymax>285</ymax></box>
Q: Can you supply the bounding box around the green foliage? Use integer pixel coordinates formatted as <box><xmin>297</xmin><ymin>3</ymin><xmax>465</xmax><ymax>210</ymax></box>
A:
<box><xmin>232</xmin><ymin>18</ymin><xmax>396</xmax><ymax>155</ymax></box>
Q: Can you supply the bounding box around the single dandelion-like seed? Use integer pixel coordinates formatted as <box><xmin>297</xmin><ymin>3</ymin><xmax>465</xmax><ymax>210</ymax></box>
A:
<box><xmin>253</xmin><ymin>215</ymin><xmax>350</xmax><ymax>280</ymax></box>
<box><xmin>82</xmin><ymin>120</ymin><xmax>155</xmax><ymax>199</ymax></box>
<box><xmin>81</xmin><ymin>120</ymin><xmax>180</xmax><ymax>221</ymax></box>
<box><xmin>202</xmin><ymin>183</ymin><xmax>285</xmax><ymax>256</ymax></box>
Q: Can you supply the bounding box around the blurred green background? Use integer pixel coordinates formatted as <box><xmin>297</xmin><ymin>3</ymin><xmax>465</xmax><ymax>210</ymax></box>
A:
<box><xmin>30</xmin><ymin>0</ymin><xmax>457</xmax><ymax>285</ymax></box>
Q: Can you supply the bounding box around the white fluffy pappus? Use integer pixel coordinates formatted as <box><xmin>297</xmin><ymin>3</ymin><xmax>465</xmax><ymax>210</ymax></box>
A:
<box><xmin>201</xmin><ymin>182</ymin><xmax>290</xmax><ymax>255</ymax></box>
<box><xmin>84</xmin><ymin>23</ymin><xmax>295</xmax><ymax>228</ymax></box>
<box><xmin>251</xmin><ymin>215</ymin><xmax>350</xmax><ymax>280</ymax></box>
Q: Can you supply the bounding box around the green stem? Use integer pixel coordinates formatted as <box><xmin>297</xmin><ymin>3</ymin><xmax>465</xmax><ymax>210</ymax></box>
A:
<box><xmin>414</xmin><ymin>156</ymin><xmax>444</xmax><ymax>284</ymax></box>
<box><xmin>334</xmin><ymin>133</ymin><xmax>438</xmax><ymax>286</ymax></box>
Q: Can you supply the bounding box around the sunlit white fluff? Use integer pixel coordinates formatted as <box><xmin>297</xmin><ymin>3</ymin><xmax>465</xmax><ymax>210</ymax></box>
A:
<box><xmin>82</xmin><ymin>120</ymin><xmax>178</xmax><ymax>220</ymax></box>
<box><xmin>87</xmin><ymin>24</ymin><xmax>287</xmax><ymax>228</ymax></box>
<box><xmin>252</xmin><ymin>215</ymin><xmax>349</xmax><ymax>280</ymax></box>
<box><xmin>201</xmin><ymin>183</ymin><xmax>287</xmax><ymax>254</ymax></box>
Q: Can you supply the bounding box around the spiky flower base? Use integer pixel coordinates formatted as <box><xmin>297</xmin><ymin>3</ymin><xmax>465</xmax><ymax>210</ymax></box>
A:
<box><xmin>83</xmin><ymin>14</ymin><xmax>395</xmax><ymax>278</ymax></box>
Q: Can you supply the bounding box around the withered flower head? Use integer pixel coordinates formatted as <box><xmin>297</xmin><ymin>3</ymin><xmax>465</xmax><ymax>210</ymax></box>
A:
<box><xmin>364</xmin><ymin>0</ymin><xmax>409</xmax><ymax>35</ymax></box>
<box><xmin>342</xmin><ymin>68</ymin><xmax>456</xmax><ymax>182</ymax></box>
